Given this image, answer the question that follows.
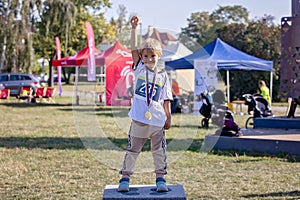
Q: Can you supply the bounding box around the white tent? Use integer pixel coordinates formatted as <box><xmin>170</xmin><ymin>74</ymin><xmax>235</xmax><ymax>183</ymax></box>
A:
<box><xmin>161</xmin><ymin>42</ymin><xmax>192</xmax><ymax>61</ymax></box>
<box><xmin>160</xmin><ymin>42</ymin><xmax>194</xmax><ymax>92</ymax></box>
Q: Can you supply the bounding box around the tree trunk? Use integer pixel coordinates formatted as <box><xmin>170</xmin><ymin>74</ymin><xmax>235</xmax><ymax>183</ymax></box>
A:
<box><xmin>0</xmin><ymin>36</ymin><xmax>6</xmax><ymax>73</ymax></box>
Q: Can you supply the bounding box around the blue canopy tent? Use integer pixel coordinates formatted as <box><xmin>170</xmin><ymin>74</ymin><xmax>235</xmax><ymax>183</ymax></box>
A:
<box><xmin>165</xmin><ymin>38</ymin><xmax>274</xmax><ymax>103</ymax></box>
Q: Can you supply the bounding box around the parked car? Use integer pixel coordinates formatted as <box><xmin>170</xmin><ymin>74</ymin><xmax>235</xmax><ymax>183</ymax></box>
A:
<box><xmin>34</xmin><ymin>75</ymin><xmax>46</xmax><ymax>83</ymax></box>
<box><xmin>53</xmin><ymin>74</ymin><xmax>65</xmax><ymax>83</ymax></box>
<box><xmin>0</xmin><ymin>73</ymin><xmax>41</xmax><ymax>96</ymax></box>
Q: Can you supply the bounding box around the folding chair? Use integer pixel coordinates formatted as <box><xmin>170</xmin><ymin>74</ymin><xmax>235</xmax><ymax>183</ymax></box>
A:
<box><xmin>0</xmin><ymin>89</ymin><xmax>10</xmax><ymax>102</ymax></box>
<box><xmin>43</xmin><ymin>87</ymin><xmax>56</xmax><ymax>103</ymax></box>
<box><xmin>34</xmin><ymin>87</ymin><xmax>45</xmax><ymax>103</ymax></box>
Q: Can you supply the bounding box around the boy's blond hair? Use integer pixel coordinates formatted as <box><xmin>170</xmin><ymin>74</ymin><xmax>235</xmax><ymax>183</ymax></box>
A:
<box><xmin>140</xmin><ymin>38</ymin><xmax>162</xmax><ymax>57</ymax></box>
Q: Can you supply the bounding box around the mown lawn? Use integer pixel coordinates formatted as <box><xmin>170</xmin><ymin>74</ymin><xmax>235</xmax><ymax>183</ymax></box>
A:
<box><xmin>0</xmin><ymin>94</ymin><xmax>299</xmax><ymax>199</ymax></box>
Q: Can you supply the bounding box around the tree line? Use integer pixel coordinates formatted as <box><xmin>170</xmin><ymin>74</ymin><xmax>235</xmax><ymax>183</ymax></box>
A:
<box><xmin>179</xmin><ymin>5</ymin><xmax>281</xmax><ymax>101</ymax></box>
<box><xmin>0</xmin><ymin>2</ymin><xmax>282</xmax><ymax>100</ymax></box>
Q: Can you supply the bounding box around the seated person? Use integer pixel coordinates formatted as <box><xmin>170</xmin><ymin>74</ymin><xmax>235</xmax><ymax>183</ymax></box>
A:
<box><xmin>17</xmin><ymin>86</ymin><xmax>34</xmax><ymax>103</ymax></box>
<box><xmin>172</xmin><ymin>79</ymin><xmax>180</xmax><ymax>96</ymax></box>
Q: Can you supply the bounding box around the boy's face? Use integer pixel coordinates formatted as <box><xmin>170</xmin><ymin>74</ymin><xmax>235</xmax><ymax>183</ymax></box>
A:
<box><xmin>141</xmin><ymin>49</ymin><xmax>160</xmax><ymax>70</ymax></box>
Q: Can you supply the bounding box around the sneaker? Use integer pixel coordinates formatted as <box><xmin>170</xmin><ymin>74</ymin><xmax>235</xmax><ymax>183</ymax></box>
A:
<box><xmin>118</xmin><ymin>177</ymin><xmax>130</xmax><ymax>192</ymax></box>
<box><xmin>156</xmin><ymin>177</ymin><xmax>168</xmax><ymax>192</ymax></box>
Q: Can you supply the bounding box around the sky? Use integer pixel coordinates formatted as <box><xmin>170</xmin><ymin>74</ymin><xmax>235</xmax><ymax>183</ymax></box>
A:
<box><xmin>104</xmin><ymin>0</ymin><xmax>292</xmax><ymax>33</ymax></box>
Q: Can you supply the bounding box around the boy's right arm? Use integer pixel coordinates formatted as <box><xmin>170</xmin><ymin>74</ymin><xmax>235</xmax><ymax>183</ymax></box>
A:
<box><xmin>130</xmin><ymin>16</ymin><xmax>140</xmax><ymax>67</ymax></box>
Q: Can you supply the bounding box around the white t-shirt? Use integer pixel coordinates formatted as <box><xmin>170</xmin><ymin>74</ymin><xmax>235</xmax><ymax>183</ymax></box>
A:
<box><xmin>129</xmin><ymin>60</ymin><xmax>173</xmax><ymax>127</ymax></box>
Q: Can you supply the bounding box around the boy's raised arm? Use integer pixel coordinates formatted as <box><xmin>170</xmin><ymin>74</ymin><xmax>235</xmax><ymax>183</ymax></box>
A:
<box><xmin>130</xmin><ymin>16</ymin><xmax>140</xmax><ymax>67</ymax></box>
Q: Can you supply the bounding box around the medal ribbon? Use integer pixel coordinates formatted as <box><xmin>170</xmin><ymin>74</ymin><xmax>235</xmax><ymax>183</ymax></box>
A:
<box><xmin>145</xmin><ymin>67</ymin><xmax>157</xmax><ymax>106</ymax></box>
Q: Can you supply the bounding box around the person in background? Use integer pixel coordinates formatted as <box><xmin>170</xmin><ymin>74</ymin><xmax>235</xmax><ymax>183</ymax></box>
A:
<box><xmin>171</xmin><ymin>79</ymin><xmax>181</xmax><ymax>113</ymax></box>
<box><xmin>171</xmin><ymin>79</ymin><xmax>180</xmax><ymax>96</ymax></box>
<box><xmin>44</xmin><ymin>73</ymin><xmax>49</xmax><ymax>82</ymax></box>
<box><xmin>17</xmin><ymin>85</ymin><xmax>34</xmax><ymax>103</ymax></box>
<box><xmin>258</xmin><ymin>80</ymin><xmax>271</xmax><ymax>104</ymax></box>
<box><xmin>117</xmin><ymin>16</ymin><xmax>173</xmax><ymax>193</ymax></box>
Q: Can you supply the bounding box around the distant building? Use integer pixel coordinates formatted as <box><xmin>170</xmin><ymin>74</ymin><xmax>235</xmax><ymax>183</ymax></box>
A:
<box><xmin>143</xmin><ymin>28</ymin><xmax>177</xmax><ymax>48</ymax></box>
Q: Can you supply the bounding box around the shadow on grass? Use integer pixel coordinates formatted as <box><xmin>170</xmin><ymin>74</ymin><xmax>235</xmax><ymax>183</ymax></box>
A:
<box><xmin>211</xmin><ymin>149</ymin><xmax>300</xmax><ymax>162</ymax></box>
<box><xmin>1</xmin><ymin>103</ymin><xmax>131</xmax><ymax>110</ymax></box>
<box><xmin>58</xmin><ymin>107</ymin><xmax>130</xmax><ymax>118</ymax></box>
<box><xmin>241</xmin><ymin>190</ymin><xmax>300</xmax><ymax>198</ymax></box>
<box><xmin>0</xmin><ymin>136</ymin><xmax>204</xmax><ymax>152</ymax></box>
<box><xmin>1</xmin><ymin>102</ymin><xmax>72</xmax><ymax>108</ymax></box>
<box><xmin>2</xmin><ymin>136</ymin><xmax>299</xmax><ymax>161</ymax></box>
<box><xmin>172</xmin><ymin>124</ymin><xmax>215</xmax><ymax>129</ymax></box>
<box><xmin>59</xmin><ymin>106</ymin><xmax>130</xmax><ymax>111</ymax></box>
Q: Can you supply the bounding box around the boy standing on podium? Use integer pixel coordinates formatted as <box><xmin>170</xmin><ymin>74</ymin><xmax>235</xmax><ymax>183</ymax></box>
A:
<box><xmin>118</xmin><ymin>16</ymin><xmax>173</xmax><ymax>192</ymax></box>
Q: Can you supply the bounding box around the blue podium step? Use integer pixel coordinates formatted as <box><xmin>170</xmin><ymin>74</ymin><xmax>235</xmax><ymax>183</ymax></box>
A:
<box><xmin>204</xmin><ymin>128</ymin><xmax>300</xmax><ymax>156</ymax></box>
<box><xmin>254</xmin><ymin>117</ymin><xmax>300</xmax><ymax>129</ymax></box>
<box><xmin>103</xmin><ymin>184</ymin><xmax>186</xmax><ymax>200</ymax></box>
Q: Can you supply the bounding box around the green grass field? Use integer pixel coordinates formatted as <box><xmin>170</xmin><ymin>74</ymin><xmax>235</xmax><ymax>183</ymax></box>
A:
<box><xmin>0</xmin><ymin>90</ymin><xmax>299</xmax><ymax>199</ymax></box>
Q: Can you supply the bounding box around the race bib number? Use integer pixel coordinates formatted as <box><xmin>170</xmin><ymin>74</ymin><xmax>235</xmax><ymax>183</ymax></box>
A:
<box><xmin>135</xmin><ymin>78</ymin><xmax>161</xmax><ymax>102</ymax></box>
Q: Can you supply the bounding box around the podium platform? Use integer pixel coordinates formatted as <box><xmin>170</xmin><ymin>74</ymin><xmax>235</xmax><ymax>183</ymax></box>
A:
<box><xmin>204</xmin><ymin>115</ymin><xmax>300</xmax><ymax>156</ymax></box>
<box><xmin>103</xmin><ymin>184</ymin><xmax>186</xmax><ymax>200</ymax></box>
<box><xmin>204</xmin><ymin>128</ymin><xmax>300</xmax><ymax>156</ymax></box>
<box><xmin>254</xmin><ymin>117</ymin><xmax>300</xmax><ymax>129</ymax></box>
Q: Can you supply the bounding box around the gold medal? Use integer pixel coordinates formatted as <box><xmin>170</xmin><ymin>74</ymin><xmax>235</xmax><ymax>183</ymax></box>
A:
<box><xmin>145</xmin><ymin>111</ymin><xmax>152</xmax><ymax>120</ymax></box>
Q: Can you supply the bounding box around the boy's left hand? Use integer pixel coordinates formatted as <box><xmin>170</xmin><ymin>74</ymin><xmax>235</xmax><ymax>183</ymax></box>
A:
<box><xmin>164</xmin><ymin>117</ymin><xmax>171</xmax><ymax>130</ymax></box>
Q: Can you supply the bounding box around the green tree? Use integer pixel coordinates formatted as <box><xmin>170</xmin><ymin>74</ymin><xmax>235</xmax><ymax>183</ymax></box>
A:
<box><xmin>217</xmin><ymin>15</ymin><xmax>281</xmax><ymax>101</ymax></box>
<box><xmin>1</xmin><ymin>0</ymin><xmax>117</xmax><ymax>76</ymax></box>
<box><xmin>20</xmin><ymin>0</ymin><xmax>43</xmax><ymax>73</ymax></box>
<box><xmin>33</xmin><ymin>0</ymin><xmax>115</xmax><ymax>84</ymax></box>
<box><xmin>210</xmin><ymin>5</ymin><xmax>249</xmax><ymax>25</ymax></box>
<box><xmin>179</xmin><ymin>5</ymin><xmax>281</xmax><ymax>101</ymax></box>
<box><xmin>0</xmin><ymin>0</ymin><xmax>21</xmax><ymax>72</ymax></box>
<box><xmin>33</xmin><ymin>0</ymin><xmax>77</xmax><ymax>84</ymax></box>
<box><xmin>116</xmin><ymin>4</ymin><xmax>127</xmax><ymax>34</ymax></box>
<box><xmin>180</xmin><ymin>5</ymin><xmax>250</xmax><ymax>49</ymax></box>
<box><xmin>179</xmin><ymin>12</ymin><xmax>213</xmax><ymax>49</ymax></box>
<box><xmin>0</xmin><ymin>0</ymin><xmax>44</xmax><ymax>73</ymax></box>
<box><xmin>105</xmin><ymin>4</ymin><xmax>132</xmax><ymax>47</ymax></box>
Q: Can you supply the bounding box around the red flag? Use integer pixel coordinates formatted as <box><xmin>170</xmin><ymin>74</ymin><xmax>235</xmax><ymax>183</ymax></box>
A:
<box><xmin>55</xmin><ymin>37</ymin><xmax>63</xmax><ymax>95</ymax></box>
<box><xmin>86</xmin><ymin>22</ymin><xmax>96</xmax><ymax>81</ymax></box>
